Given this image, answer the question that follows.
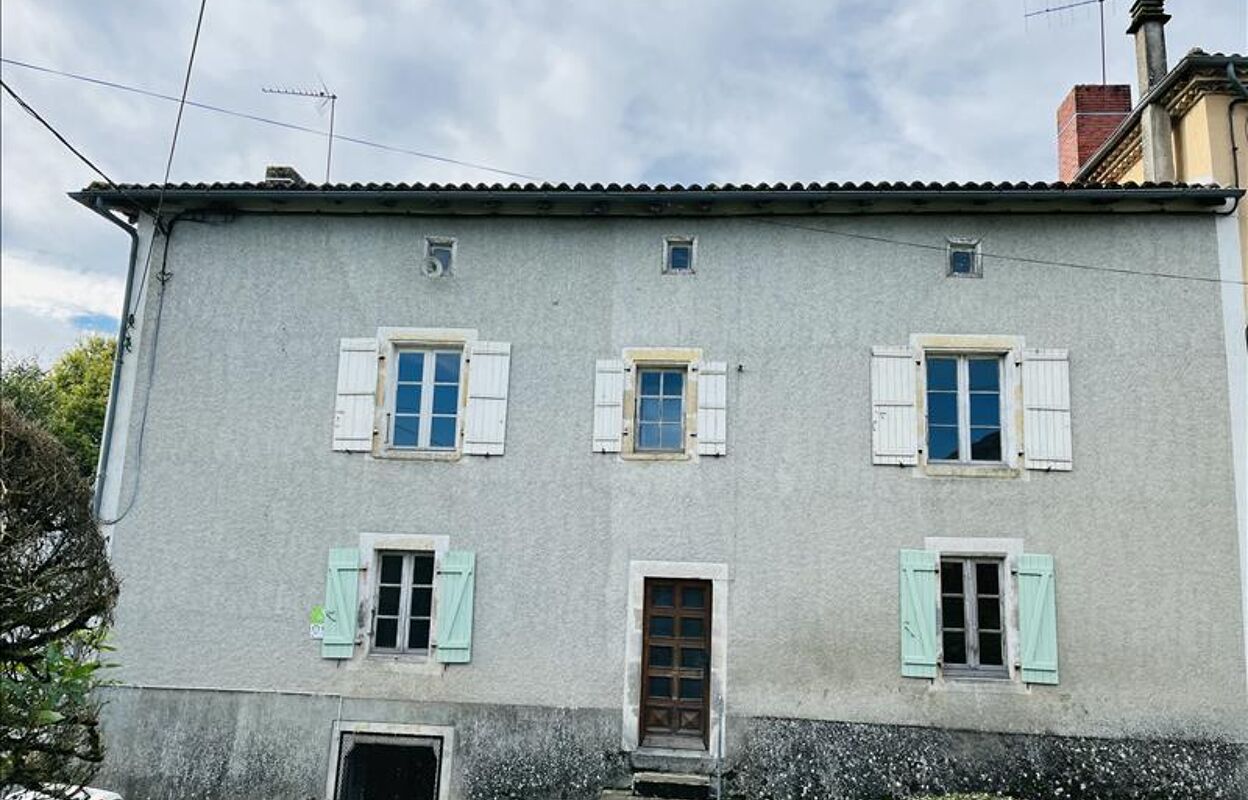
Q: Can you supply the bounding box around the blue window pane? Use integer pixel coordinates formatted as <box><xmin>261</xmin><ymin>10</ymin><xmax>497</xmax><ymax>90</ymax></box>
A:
<box><xmin>668</xmin><ymin>244</ymin><xmax>691</xmax><ymax>271</ymax></box>
<box><xmin>396</xmin><ymin>385</ymin><xmax>421</xmax><ymax>414</ymax></box>
<box><xmin>659</xmin><ymin>424</ymin><xmax>683</xmax><ymax>450</ymax></box>
<box><xmin>928</xmin><ymin>426</ymin><xmax>959</xmax><ymax>460</ymax></box>
<box><xmin>663</xmin><ymin>371</ymin><xmax>683</xmax><ymax>395</ymax></box>
<box><xmin>949</xmin><ymin>250</ymin><xmax>974</xmax><ymax>274</ymax></box>
<box><xmin>397</xmin><ymin>352</ymin><xmax>424</xmax><ymax>382</ymax></box>
<box><xmin>435</xmin><ymin>353</ymin><xmax>460</xmax><ymax>383</ymax></box>
<box><xmin>639</xmin><ymin>398</ymin><xmax>660</xmax><ymax>423</ymax></box>
<box><xmin>927</xmin><ymin>392</ymin><xmax>958</xmax><ymax>426</ymax></box>
<box><xmin>968</xmin><ymin>359</ymin><xmax>999</xmax><ymax>391</ymax></box>
<box><xmin>430</xmin><ymin>416</ymin><xmax>457</xmax><ymax>448</ymax></box>
<box><xmin>970</xmin><ymin>394</ymin><xmax>999</xmax><ymax>426</ymax></box>
<box><xmin>430</xmin><ymin>245</ymin><xmax>452</xmax><ymax>271</ymax></box>
<box><xmin>637</xmin><ymin>423</ymin><xmax>660</xmax><ymax>450</ymax></box>
<box><xmin>640</xmin><ymin>371</ymin><xmax>661</xmax><ymax>395</ymax></box>
<box><xmin>433</xmin><ymin>385</ymin><xmax>458</xmax><ymax>414</ymax></box>
<box><xmin>926</xmin><ymin>358</ymin><xmax>956</xmax><ymax>390</ymax></box>
<box><xmin>661</xmin><ymin>398</ymin><xmax>682</xmax><ymax>422</ymax></box>
<box><xmin>393</xmin><ymin>415</ymin><xmax>419</xmax><ymax>447</ymax></box>
<box><xmin>970</xmin><ymin>428</ymin><xmax>1001</xmax><ymax>461</ymax></box>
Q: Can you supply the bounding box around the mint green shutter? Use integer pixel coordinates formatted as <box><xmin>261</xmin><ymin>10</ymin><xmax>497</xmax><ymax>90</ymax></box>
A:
<box><xmin>322</xmin><ymin>548</ymin><xmax>360</xmax><ymax>659</ymax></box>
<box><xmin>1019</xmin><ymin>553</ymin><xmax>1059</xmax><ymax>684</ymax></box>
<box><xmin>899</xmin><ymin>549</ymin><xmax>938</xmax><ymax>678</ymax></box>
<box><xmin>436</xmin><ymin>551</ymin><xmax>476</xmax><ymax>664</ymax></box>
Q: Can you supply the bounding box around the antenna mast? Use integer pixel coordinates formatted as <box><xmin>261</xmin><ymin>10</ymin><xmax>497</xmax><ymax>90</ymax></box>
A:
<box><xmin>261</xmin><ymin>84</ymin><xmax>338</xmax><ymax>182</ymax></box>
<box><xmin>1025</xmin><ymin>0</ymin><xmax>1109</xmax><ymax>85</ymax></box>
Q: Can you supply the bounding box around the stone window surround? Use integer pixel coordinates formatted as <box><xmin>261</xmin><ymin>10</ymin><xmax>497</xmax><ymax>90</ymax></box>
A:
<box><xmin>348</xmin><ymin>532</ymin><xmax>450</xmax><ymax>676</ymax></box>
<box><xmin>373</xmin><ymin>327</ymin><xmax>478</xmax><ymax>461</ymax></box>
<box><xmin>623</xmin><ymin>560</ymin><xmax>729</xmax><ymax>759</ymax></box>
<box><xmin>324</xmin><ymin>719</ymin><xmax>455</xmax><ymax>800</ymax></box>
<box><xmin>924</xmin><ymin>536</ymin><xmax>1025</xmax><ymax>691</ymax></box>
<box><xmin>620</xmin><ymin>347</ymin><xmax>703</xmax><ymax>461</ymax></box>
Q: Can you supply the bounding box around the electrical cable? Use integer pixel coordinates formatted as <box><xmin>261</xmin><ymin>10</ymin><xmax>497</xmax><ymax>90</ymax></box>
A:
<box><xmin>748</xmin><ymin>217</ymin><xmax>1248</xmax><ymax>287</ymax></box>
<box><xmin>96</xmin><ymin>0</ymin><xmax>207</xmax><ymax>526</ymax></box>
<box><xmin>0</xmin><ymin>56</ymin><xmax>543</xmax><ymax>182</ymax></box>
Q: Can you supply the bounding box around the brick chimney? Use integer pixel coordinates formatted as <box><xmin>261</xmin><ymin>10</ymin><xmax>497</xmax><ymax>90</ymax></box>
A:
<box><xmin>1057</xmin><ymin>84</ymin><xmax>1132</xmax><ymax>182</ymax></box>
<box><xmin>1127</xmin><ymin>0</ymin><xmax>1175</xmax><ymax>181</ymax></box>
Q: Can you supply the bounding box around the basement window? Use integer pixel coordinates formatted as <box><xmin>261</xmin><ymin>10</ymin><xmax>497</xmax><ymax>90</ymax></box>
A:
<box><xmin>334</xmin><ymin>731</ymin><xmax>443</xmax><ymax>800</ymax></box>
<box><xmin>664</xmin><ymin>237</ymin><xmax>695</xmax><ymax>274</ymax></box>
<box><xmin>946</xmin><ymin>238</ymin><xmax>982</xmax><ymax>278</ymax></box>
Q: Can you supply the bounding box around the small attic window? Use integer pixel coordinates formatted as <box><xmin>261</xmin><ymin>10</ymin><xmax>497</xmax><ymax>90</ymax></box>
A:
<box><xmin>947</xmin><ymin>238</ymin><xmax>982</xmax><ymax>278</ymax></box>
<box><xmin>664</xmin><ymin>237</ymin><xmax>695</xmax><ymax>274</ymax></box>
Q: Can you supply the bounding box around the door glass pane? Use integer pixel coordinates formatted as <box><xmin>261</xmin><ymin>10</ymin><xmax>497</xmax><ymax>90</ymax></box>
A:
<box><xmin>943</xmin><ymin>630</ymin><xmax>966</xmax><ymax>665</ymax></box>
<box><xmin>679</xmin><ymin>678</ymin><xmax>703</xmax><ymax>700</ymax></box>
<box><xmin>648</xmin><ymin>676</ymin><xmax>672</xmax><ymax>698</ymax></box>
<box><xmin>680</xmin><ymin>617</ymin><xmax>704</xmax><ymax>638</ymax></box>
<box><xmin>374</xmin><ymin>618</ymin><xmax>398</xmax><ymax>649</ymax></box>
<box><xmin>649</xmin><ymin>645</ymin><xmax>673</xmax><ymax>667</ymax></box>
<box><xmin>681</xmin><ymin>647</ymin><xmax>706</xmax><ymax>669</ymax></box>
<box><xmin>680</xmin><ymin>586</ymin><xmax>705</xmax><ymax>608</ymax></box>
<box><xmin>652</xmin><ymin>585</ymin><xmax>675</xmax><ymax>606</ymax></box>
<box><xmin>650</xmin><ymin>616</ymin><xmax>674</xmax><ymax>637</ymax></box>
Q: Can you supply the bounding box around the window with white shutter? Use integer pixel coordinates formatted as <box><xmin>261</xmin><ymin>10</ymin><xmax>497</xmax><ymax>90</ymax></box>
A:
<box><xmin>333</xmin><ymin>338</ymin><xmax>379</xmax><ymax>452</ymax></box>
<box><xmin>696</xmin><ymin>361</ymin><xmax>728</xmax><ymax>456</ymax></box>
<box><xmin>871</xmin><ymin>346</ymin><xmax>918</xmax><ymax>465</ymax></box>
<box><xmin>462</xmin><ymin>341</ymin><xmax>512</xmax><ymax>456</ymax></box>
<box><xmin>1022</xmin><ymin>349</ymin><xmax>1072</xmax><ymax>471</ymax></box>
<box><xmin>592</xmin><ymin>359</ymin><xmax>625</xmax><ymax>453</ymax></box>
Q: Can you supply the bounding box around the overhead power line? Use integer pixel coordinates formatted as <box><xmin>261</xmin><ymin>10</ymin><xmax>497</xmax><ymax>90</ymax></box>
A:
<box><xmin>749</xmin><ymin>218</ymin><xmax>1248</xmax><ymax>287</ymax></box>
<box><xmin>0</xmin><ymin>56</ymin><xmax>543</xmax><ymax>182</ymax></box>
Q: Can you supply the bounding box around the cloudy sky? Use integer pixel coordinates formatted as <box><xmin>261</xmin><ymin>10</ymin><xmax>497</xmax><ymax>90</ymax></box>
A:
<box><xmin>2</xmin><ymin>0</ymin><xmax>1245</xmax><ymax>362</ymax></box>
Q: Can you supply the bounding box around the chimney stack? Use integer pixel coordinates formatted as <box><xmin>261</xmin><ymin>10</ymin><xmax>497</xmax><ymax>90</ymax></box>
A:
<box><xmin>1057</xmin><ymin>84</ymin><xmax>1132</xmax><ymax>182</ymax></box>
<box><xmin>264</xmin><ymin>165</ymin><xmax>306</xmax><ymax>187</ymax></box>
<box><xmin>1127</xmin><ymin>0</ymin><xmax>1175</xmax><ymax>181</ymax></box>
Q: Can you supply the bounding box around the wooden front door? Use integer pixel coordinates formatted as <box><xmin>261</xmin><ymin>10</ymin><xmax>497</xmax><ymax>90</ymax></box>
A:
<box><xmin>640</xmin><ymin>578</ymin><xmax>711</xmax><ymax>749</ymax></box>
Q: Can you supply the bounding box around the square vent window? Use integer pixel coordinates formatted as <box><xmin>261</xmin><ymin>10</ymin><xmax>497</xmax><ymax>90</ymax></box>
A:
<box><xmin>664</xmin><ymin>237</ymin><xmax>695</xmax><ymax>274</ymax></box>
<box><xmin>947</xmin><ymin>238</ymin><xmax>982</xmax><ymax>278</ymax></box>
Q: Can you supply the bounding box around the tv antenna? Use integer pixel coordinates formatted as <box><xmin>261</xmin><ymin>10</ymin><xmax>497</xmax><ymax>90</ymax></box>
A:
<box><xmin>1025</xmin><ymin>0</ymin><xmax>1109</xmax><ymax>84</ymax></box>
<box><xmin>261</xmin><ymin>83</ymin><xmax>338</xmax><ymax>182</ymax></box>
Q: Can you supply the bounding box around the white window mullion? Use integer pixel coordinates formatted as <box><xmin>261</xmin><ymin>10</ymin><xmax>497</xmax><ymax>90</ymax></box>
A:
<box><xmin>397</xmin><ymin>555</ymin><xmax>414</xmax><ymax>652</ymax></box>
<box><xmin>956</xmin><ymin>357</ymin><xmax>970</xmax><ymax>462</ymax></box>
<box><xmin>418</xmin><ymin>360</ymin><xmax>435</xmax><ymax>449</ymax></box>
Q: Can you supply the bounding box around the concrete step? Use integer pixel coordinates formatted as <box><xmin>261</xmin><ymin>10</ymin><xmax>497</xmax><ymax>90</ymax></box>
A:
<box><xmin>600</xmin><ymin>791</ymin><xmax>635</xmax><ymax>800</ymax></box>
<box><xmin>632</xmin><ymin>771</ymin><xmax>711</xmax><ymax>800</ymax></box>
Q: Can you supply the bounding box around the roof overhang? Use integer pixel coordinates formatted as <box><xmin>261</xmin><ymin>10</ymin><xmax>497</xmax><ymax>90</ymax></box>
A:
<box><xmin>71</xmin><ymin>182</ymin><xmax>1240</xmax><ymax>218</ymax></box>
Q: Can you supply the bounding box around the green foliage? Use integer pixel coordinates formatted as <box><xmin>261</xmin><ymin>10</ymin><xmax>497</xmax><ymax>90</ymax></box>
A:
<box><xmin>0</xmin><ymin>336</ymin><xmax>115</xmax><ymax>478</ymax></box>
<box><xmin>0</xmin><ymin>401</ymin><xmax>120</xmax><ymax>790</ymax></box>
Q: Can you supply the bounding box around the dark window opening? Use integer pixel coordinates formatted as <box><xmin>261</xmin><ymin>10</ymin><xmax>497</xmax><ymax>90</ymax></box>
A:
<box><xmin>940</xmin><ymin>557</ymin><xmax>1007</xmax><ymax>679</ymax></box>
<box><xmin>335</xmin><ymin>733</ymin><xmax>441</xmax><ymax>800</ymax></box>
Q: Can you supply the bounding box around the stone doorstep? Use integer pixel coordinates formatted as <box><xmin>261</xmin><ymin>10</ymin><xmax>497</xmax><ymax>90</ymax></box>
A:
<box><xmin>632</xmin><ymin>771</ymin><xmax>712</xmax><ymax>800</ymax></box>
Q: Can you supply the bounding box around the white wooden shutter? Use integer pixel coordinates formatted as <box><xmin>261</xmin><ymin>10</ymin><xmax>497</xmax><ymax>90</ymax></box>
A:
<box><xmin>462</xmin><ymin>341</ymin><xmax>512</xmax><ymax>456</ymax></box>
<box><xmin>696</xmin><ymin>361</ymin><xmax>728</xmax><ymax>456</ymax></box>
<box><xmin>871</xmin><ymin>346</ymin><xmax>918</xmax><ymax>465</ymax></box>
<box><xmin>332</xmin><ymin>338</ymin><xmax>378</xmax><ymax>451</ymax></box>
<box><xmin>592</xmin><ymin>359</ymin><xmax>625</xmax><ymax>453</ymax></box>
<box><xmin>1022</xmin><ymin>349</ymin><xmax>1072</xmax><ymax>471</ymax></box>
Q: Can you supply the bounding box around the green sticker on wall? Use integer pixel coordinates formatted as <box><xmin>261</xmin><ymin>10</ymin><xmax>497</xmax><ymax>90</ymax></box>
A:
<box><xmin>309</xmin><ymin>605</ymin><xmax>325</xmax><ymax>624</ymax></box>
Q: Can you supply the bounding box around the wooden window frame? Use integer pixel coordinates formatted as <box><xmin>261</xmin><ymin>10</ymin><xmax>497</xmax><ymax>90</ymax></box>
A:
<box><xmin>939</xmin><ymin>556</ymin><xmax>1008</xmax><ymax>680</ymax></box>
<box><xmin>620</xmin><ymin>348</ymin><xmax>702</xmax><ymax>461</ymax></box>
<box><xmin>370</xmin><ymin>550</ymin><xmax>437</xmax><ymax>656</ymax></box>
<box><xmin>634</xmin><ymin>367</ymin><xmax>686</xmax><ymax>453</ymax></box>
<box><xmin>926</xmin><ymin>353</ymin><xmax>1006</xmax><ymax>466</ymax></box>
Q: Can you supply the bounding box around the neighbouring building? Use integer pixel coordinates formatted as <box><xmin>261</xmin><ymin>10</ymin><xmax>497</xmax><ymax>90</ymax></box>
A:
<box><xmin>1056</xmin><ymin>0</ymin><xmax>1248</xmax><ymax>706</ymax></box>
<box><xmin>73</xmin><ymin>171</ymin><xmax>1247</xmax><ymax>799</ymax></box>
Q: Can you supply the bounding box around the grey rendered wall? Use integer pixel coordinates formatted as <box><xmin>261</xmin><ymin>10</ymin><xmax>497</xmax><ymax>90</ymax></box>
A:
<box><xmin>103</xmin><ymin>211</ymin><xmax>1246</xmax><ymax>744</ymax></box>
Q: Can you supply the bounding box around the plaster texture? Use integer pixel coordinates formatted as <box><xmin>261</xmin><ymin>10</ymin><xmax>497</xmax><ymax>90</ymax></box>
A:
<box><xmin>95</xmin><ymin>210</ymin><xmax>1247</xmax><ymax>794</ymax></box>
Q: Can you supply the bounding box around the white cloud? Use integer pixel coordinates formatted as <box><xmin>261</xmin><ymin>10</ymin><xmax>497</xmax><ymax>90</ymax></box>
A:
<box><xmin>1</xmin><ymin>251</ymin><xmax>125</xmax><ymax>322</ymax></box>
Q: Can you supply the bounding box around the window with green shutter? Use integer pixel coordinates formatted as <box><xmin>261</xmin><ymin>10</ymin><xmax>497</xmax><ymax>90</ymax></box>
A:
<box><xmin>435</xmin><ymin>551</ymin><xmax>476</xmax><ymax>664</ymax></box>
<box><xmin>322</xmin><ymin>548</ymin><xmax>361</xmax><ymax>660</ymax></box>
<box><xmin>899</xmin><ymin>550</ymin><xmax>938</xmax><ymax>678</ymax></box>
<box><xmin>1018</xmin><ymin>553</ymin><xmax>1059</xmax><ymax>685</ymax></box>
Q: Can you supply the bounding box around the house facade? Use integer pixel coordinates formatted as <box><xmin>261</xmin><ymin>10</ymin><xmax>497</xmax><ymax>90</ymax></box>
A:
<box><xmin>74</xmin><ymin>179</ymin><xmax>1247</xmax><ymax>799</ymax></box>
